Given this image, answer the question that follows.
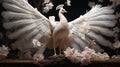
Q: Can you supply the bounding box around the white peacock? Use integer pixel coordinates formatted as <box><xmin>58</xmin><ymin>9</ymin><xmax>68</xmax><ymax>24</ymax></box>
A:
<box><xmin>2</xmin><ymin>0</ymin><xmax>118</xmax><ymax>58</ymax></box>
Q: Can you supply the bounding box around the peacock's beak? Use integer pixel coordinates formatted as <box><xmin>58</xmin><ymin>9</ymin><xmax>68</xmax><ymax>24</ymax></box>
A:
<box><xmin>64</xmin><ymin>10</ymin><xmax>67</xmax><ymax>13</ymax></box>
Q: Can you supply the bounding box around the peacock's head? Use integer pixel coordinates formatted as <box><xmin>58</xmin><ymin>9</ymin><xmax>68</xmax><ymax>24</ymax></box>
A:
<box><xmin>56</xmin><ymin>4</ymin><xmax>67</xmax><ymax>13</ymax></box>
<box><xmin>60</xmin><ymin>8</ymin><xmax>67</xmax><ymax>13</ymax></box>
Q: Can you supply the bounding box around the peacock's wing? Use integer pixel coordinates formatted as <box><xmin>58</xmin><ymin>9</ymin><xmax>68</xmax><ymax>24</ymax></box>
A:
<box><xmin>2</xmin><ymin>0</ymin><xmax>52</xmax><ymax>50</ymax></box>
<box><xmin>68</xmin><ymin>5</ymin><xmax>116</xmax><ymax>52</ymax></box>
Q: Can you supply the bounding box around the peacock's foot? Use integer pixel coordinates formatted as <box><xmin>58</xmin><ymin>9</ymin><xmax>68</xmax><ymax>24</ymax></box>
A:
<box><xmin>53</xmin><ymin>53</ymin><xmax>57</xmax><ymax>56</ymax></box>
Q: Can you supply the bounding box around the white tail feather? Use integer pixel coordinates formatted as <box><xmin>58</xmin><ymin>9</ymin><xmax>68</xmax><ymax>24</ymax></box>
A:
<box><xmin>8</xmin><ymin>23</ymin><xmax>37</xmax><ymax>39</ymax></box>
<box><xmin>3</xmin><ymin>3</ymin><xmax>31</xmax><ymax>14</ymax></box>
<box><xmin>73</xmin><ymin>37</ymin><xmax>87</xmax><ymax>50</ymax></box>
<box><xmin>25</xmin><ymin>28</ymin><xmax>40</xmax><ymax>39</ymax></box>
<box><xmin>90</xmin><ymin>26</ymin><xmax>115</xmax><ymax>36</ymax></box>
<box><xmin>87</xmin><ymin>15</ymin><xmax>115</xmax><ymax>21</ymax></box>
<box><xmin>3</xmin><ymin>19</ymin><xmax>39</xmax><ymax>29</ymax></box>
<box><xmin>2</xmin><ymin>11</ymin><xmax>35</xmax><ymax>20</ymax></box>
<box><xmin>86</xmin><ymin>32</ymin><xmax>113</xmax><ymax>48</ymax></box>
<box><xmin>3</xmin><ymin>0</ymin><xmax>35</xmax><ymax>11</ymax></box>
<box><xmin>88</xmin><ymin>21</ymin><xmax>116</xmax><ymax>27</ymax></box>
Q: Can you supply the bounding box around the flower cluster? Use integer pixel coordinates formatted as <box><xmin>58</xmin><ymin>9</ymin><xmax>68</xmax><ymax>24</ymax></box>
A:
<box><xmin>0</xmin><ymin>45</ymin><xmax>9</xmax><ymax>56</ymax></box>
<box><xmin>112</xmin><ymin>55</ymin><xmax>120</xmax><ymax>59</ymax></box>
<box><xmin>32</xmin><ymin>39</ymin><xmax>45</xmax><ymax>61</ymax></box>
<box><xmin>64</xmin><ymin>47</ymin><xmax>110</xmax><ymax>65</ymax></box>
<box><xmin>43</xmin><ymin>0</ymin><xmax>54</xmax><ymax>13</ymax></box>
<box><xmin>33</xmin><ymin>53</ymin><xmax>44</xmax><ymax>61</ymax></box>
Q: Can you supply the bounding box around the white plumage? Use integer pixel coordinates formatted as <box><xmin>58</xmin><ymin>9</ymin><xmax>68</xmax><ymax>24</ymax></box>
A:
<box><xmin>2</xmin><ymin>0</ymin><xmax>117</xmax><ymax>58</ymax></box>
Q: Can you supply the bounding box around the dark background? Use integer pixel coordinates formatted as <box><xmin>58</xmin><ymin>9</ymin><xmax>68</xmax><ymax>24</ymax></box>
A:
<box><xmin>0</xmin><ymin>0</ymin><xmax>120</xmax><ymax>58</ymax></box>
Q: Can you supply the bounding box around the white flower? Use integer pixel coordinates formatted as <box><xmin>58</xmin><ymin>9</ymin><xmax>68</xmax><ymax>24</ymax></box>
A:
<box><xmin>64</xmin><ymin>47</ymin><xmax>74</xmax><ymax>57</ymax></box>
<box><xmin>103</xmin><ymin>53</ymin><xmax>110</xmax><ymax>60</ymax></box>
<box><xmin>43</xmin><ymin>7</ymin><xmax>50</xmax><ymax>13</ymax></box>
<box><xmin>73</xmin><ymin>50</ymin><xmax>81</xmax><ymax>56</ymax></box>
<box><xmin>33</xmin><ymin>53</ymin><xmax>44</xmax><ymax>61</ymax></box>
<box><xmin>46</xmin><ymin>2</ymin><xmax>54</xmax><ymax>9</ymax></box>
<box><xmin>0</xmin><ymin>45</ymin><xmax>9</xmax><ymax>56</ymax></box>
<box><xmin>32</xmin><ymin>39</ymin><xmax>42</xmax><ymax>48</ymax></box>
<box><xmin>89</xmin><ymin>52</ymin><xmax>97</xmax><ymax>61</ymax></box>
<box><xmin>67</xmin><ymin>0</ymin><xmax>71</xmax><ymax>6</ymax></box>
<box><xmin>95</xmin><ymin>52</ymin><xmax>110</xmax><ymax>61</ymax></box>
<box><xmin>88</xmin><ymin>1</ymin><xmax>96</xmax><ymax>8</ymax></box>
<box><xmin>43</xmin><ymin>2</ymin><xmax>54</xmax><ymax>13</ymax></box>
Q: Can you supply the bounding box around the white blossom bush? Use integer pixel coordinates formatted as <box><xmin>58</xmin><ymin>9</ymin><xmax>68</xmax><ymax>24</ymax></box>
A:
<box><xmin>64</xmin><ymin>47</ymin><xmax>110</xmax><ymax>65</ymax></box>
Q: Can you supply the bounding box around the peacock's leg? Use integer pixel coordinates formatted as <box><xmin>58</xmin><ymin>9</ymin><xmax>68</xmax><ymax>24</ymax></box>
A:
<box><xmin>59</xmin><ymin>46</ymin><xmax>62</xmax><ymax>55</ymax></box>
<box><xmin>59</xmin><ymin>39</ymin><xmax>64</xmax><ymax>55</ymax></box>
<box><xmin>53</xmin><ymin>45</ymin><xmax>57</xmax><ymax>56</ymax></box>
<box><xmin>53</xmin><ymin>37</ymin><xmax>57</xmax><ymax>56</ymax></box>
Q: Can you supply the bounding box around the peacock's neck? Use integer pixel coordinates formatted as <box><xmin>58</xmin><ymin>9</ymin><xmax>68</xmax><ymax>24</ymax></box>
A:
<box><xmin>59</xmin><ymin>12</ymin><xmax>68</xmax><ymax>23</ymax></box>
<box><xmin>58</xmin><ymin>11</ymin><xmax>69</xmax><ymax>35</ymax></box>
